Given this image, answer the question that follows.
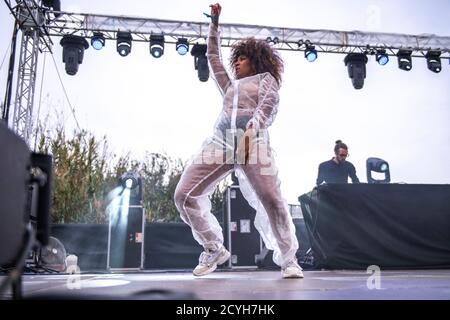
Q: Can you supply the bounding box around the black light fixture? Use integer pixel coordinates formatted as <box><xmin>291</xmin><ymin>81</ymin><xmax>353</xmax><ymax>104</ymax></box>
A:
<box><xmin>120</xmin><ymin>171</ymin><xmax>140</xmax><ymax>190</ymax></box>
<box><xmin>116</xmin><ymin>31</ymin><xmax>132</xmax><ymax>57</ymax></box>
<box><xmin>191</xmin><ymin>44</ymin><xmax>209</xmax><ymax>82</ymax></box>
<box><xmin>119</xmin><ymin>171</ymin><xmax>142</xmax><ymax>205</ymax></box>
<box><xmin>42</xmin><ymin>0</ymin><xmax>61</xmax><ymax>17</ymax></box>
<box><xmin>305</xmin><ymin>44</ymin><xmax>318</xmax><ymax>62</ymax></box>
<box><xmin>344</xmin><ymin>53</ymin><xmax>368</xmax><ymax>89</ymax></box>
<box><xmin>425</xmin><ymin>50</ymin><xmax>442</xmax><ymax>73</ymax></box>
<box><xmin>397</xmin><ymin>49</ymin><xmax>412</xmax><ymax>71</ymax></box>
<box><xmin>366</xmin><ymin>157</ymin><xmax>390</xmax><ymax>184</ymax></box>
<box><xmin>375</xmin><ymin>49</ymin><xmax>389</xmax><ymax>66</ymax></box>
<box><xmin>266</xmin><ymin>37</ymin><xmax>279</xmax><ymax>45</ymax></box>
<box><xmin>150</xmin><ymin>34</ymin><xmax>165</xmax><ymax>58</ymax></box>
<box><xmin>91</xmin><ymin>32</ymin><xmax>105</xmax><ymax>50</ymax></box>
<box><xmin>60</xmin><ymin>35</ymin><xmax>89</xmax><ymax>76</ymax></box>
<box><xmin>176</xmin><ymin>38</ymin><xmax>189</xmax><ymax>56</ymax></box>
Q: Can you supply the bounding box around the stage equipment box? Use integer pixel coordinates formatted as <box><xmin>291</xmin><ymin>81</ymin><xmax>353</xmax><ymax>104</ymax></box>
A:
<box><xmin>223</xmin><ymin>186</ymin><xmax>263</xmax><ymax>268</ymax></box>
<box><xmin>107</xmin><ymin>205</ymin><xmax>145</xmax><ymax>271</ymax></box>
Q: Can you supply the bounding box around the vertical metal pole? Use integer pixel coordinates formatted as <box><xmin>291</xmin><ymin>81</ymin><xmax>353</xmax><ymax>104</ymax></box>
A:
<box><xmin>12</xmin><ymin>28</ymin><xmax>40</xmax><ymax>143</ymax></box>
<box><xmin>1</xmin><ymin>20</ymin><xmax>19</xmax><ymax>124</ymax></box>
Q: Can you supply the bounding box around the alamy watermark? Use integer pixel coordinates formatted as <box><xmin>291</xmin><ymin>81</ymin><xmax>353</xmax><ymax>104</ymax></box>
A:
<box><xmin>366</xmin><ymin>265</ymin><xmax>381</xmax><ymax>290</ymax></box>
<box><xmin>192</xmin><ymin>128</ymin><xmax>277</xmax><ymax>175</ymax></box>
<box><xmin>366</xmin><ymin>4</ymin><xmax>381</xmax><ymax>30</ymax></box>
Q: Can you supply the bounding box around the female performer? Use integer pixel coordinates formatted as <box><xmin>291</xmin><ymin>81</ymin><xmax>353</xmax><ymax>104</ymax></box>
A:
<box><xmin>174</xmin><ymin>3</ymin><xmax>303</xmax><ymax>278</ymax></box>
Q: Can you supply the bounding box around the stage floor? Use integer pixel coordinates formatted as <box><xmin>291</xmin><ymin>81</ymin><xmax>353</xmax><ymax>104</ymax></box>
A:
<box><xmin>2</xmin><ymin>268</ymin><xmax>450</xmax><ymax>300</ymax></box>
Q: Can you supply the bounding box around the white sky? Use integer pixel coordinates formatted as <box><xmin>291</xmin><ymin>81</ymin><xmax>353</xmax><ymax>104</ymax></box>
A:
<box><xmin>1</xmin><ymin>0</ymin><xmax>450</xmax><ymax>204</ymax></box>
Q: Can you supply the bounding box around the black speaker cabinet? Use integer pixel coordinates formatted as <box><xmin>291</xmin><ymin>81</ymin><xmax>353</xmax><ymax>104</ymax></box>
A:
<box><xmin>0</xmin><ymin>122</ymin><xmax>30</xmax><ymax>268</ymax></box>
<box><xmin>223</xmin><ymin>186</ymin><xmax>262</xmax><ymax>268</ymax></box>
<box><xmin>107</xmin><ymin>205</ymin><xmax>145</xmax><ymax>270</ymax></box>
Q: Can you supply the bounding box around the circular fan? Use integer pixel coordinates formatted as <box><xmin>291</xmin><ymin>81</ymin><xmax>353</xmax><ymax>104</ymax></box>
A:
<box><xmin>38</xmin><ymin>236</ymin><xmax>67</xmax><ymax>272</ymax></box>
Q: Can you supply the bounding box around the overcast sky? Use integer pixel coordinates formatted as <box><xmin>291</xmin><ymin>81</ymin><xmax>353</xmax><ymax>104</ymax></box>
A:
<box><xmin>1</xmin><ymin>0</ymin><xmax>450</xmax><ymax>204</ymax></box>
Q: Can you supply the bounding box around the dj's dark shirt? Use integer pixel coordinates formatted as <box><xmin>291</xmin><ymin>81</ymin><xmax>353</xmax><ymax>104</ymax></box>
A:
<box><xmin>316</xmin><ymin>159</ymin><xmax>360</xmax><ymax>185</ymax></box>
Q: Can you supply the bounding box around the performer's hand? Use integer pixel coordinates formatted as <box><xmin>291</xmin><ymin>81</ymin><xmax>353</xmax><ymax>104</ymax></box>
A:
<box><xmin>209</xmin><ymin>3</ymin><xmax>222</xmax><ymax>18</ymax></box>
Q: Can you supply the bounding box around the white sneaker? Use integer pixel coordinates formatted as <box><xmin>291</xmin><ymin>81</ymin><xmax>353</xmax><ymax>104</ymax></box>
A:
<box><xmin>193</xmin><ymin>244</ymin><xmax>231</xmax><ymax>276</ymax></box>
<box><xmin>282</xmin><ymin>260</ymin><xmax>304</xmax><ymax>279</ymax></box>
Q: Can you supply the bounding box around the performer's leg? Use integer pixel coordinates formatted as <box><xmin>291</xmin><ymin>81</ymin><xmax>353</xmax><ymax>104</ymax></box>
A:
<box><xmin>174</xmin><ymin>146</ymin><xmax>233</xmax><ymax>248</ymax></box>
<box><xmin>239</xmin><ymin>141</ymin><xmax>299</xmax><ymax>268</ymax></box>
<box><xmin>174</xmin><ymin>146</ymin><xmax>233</xmax><ymax>276</ymax></box>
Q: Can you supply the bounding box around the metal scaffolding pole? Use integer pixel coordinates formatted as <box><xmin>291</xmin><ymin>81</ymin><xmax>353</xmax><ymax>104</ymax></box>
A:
<box><xmin>12</xmin><ymin>29</ymin><xmax>39</xmax><ymax>142</ymax></box>
<box><xmin>44</xmin><ymin>11</ymin><xmax>450</xmax><ymax>57</ymax></box>
<box><xmin>5</xmin><ymin>0</ymin><xmax>51</xmax><ymax>143</ymax></box>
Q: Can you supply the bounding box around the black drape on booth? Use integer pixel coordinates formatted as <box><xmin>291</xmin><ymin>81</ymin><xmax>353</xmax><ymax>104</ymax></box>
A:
<box><xmin>299</xmin><ymin>184</ymin><xmax>450</xmax><ymax>270</ymax></box>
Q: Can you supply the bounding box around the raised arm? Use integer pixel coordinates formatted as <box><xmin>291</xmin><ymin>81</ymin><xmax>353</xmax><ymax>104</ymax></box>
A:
<box><xmin>207</xmin><ymin>3</ymin><xmax>231</xmax><ymax>96</ymax></box>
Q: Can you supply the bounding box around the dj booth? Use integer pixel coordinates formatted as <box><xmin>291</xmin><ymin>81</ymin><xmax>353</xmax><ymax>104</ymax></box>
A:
<box><xmin>299</xmin><ymin>184</ymin><xmax>450</xmax><ymax>269</ymax></box>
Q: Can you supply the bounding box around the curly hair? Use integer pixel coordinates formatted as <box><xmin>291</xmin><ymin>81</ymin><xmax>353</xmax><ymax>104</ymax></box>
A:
<box><xmin>229</xmin><ymin>37</ymin><xmax>284</xmax><ymax>85</ymax></box>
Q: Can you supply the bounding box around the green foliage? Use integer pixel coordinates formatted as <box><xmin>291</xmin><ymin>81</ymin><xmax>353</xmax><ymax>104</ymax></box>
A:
<box><xmin>35</xmin><ymin>124</ymin><xmax>226</xmax><ymax>224</ymax></box>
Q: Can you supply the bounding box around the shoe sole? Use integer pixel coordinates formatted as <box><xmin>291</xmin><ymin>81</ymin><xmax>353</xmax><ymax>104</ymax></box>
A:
<box><xmin>282</xmin><ymin>271</ymin><xmax>304</xmax><ymax>279</ymax></box>
<box><xmin>193</xmin><ymin>250</ymin><xmax>231</xmax><ymax>277</ymax></box>
<box><xmin>282</xmin><ymin>274</ymin><xmax>304</xmax><ymax>279</ymax></box>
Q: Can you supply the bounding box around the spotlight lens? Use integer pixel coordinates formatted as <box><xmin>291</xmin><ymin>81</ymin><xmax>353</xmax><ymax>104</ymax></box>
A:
<box><xmin>152</xmin><ymin>49</ymin><xmax>161</xmax><ymax>57</ymax></box>
<box><xmin>377</xmin><ymin>55</ymin><xmax>389</xmax><ymax>66</ymax></box>
<box><xmin>177</xmin><ymin>44</ymin><xmax>188</xmax><ymax>55</ymax></box>
<box><xmin>306</xmin><ymin>51</ymin><xmax>317</xmax><ymax>62</ymax></box>
<box><xmin>380</xmin><ymin>163</ymin><xmax>388</xmax><ymax>172</ymax></box>
<box><xmin>399</xmin><ymin>58</ymin><xmax>412</xmax><ymax>71</ymax></box>
<box><xmin>151</xmin><ymin>45</ymin><xmax>164</xmax><ymax>58</ymax></box>
<box><xmin>125</xmin><ymin>178</ymin><xmax>133</xmax><ymax>189</ymax></box>
<box><xmin>119</xmin><ymin>48</ymin><xmax>128</xmax><ymax>56</ymax></box>
<box><xmin>92</xmin><ymin>39</ymin><xmax>104</xmax><ymax>50</ymax></box>
<box><xmin>117</xmin><ymin>42</ymin><xmax>131</xmax><ymax>57</ymax></box>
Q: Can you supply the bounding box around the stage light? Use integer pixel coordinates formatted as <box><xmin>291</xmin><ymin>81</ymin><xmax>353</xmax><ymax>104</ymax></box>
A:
<box><xmin>91</xmin><ymin>32</ymin><xmax>105</xmax><ymax>50</ymax></box>
<box><xmin>116</xmin><ymin>31</ymin><xmax>132</xmax><ymax>57</ymax></box>
<box><xmin>376</xmin><ymin>49</ymin><xmax>389</xmax><ymax>65</ymax></box>
<box><xmin>397</xmin><ymin>49</ymin><xmax>412</xmax><ymax>71</ymax></box>
<box><xmin>60</xmin><ymin>35</ymin><xmax>89</xmax><ymax>76</ymax></box>
<box><xmin>344</xmin><ymin>53</ymin><xmax>368</xmax><ymax>90</ymax></box>
<box><xmin>305</xmin><ymin>45</ymin><xmax>318</xmax><ymax>62</ymax></box>
<box><xmin>266</xmin><ymin>37</ymin><xmax>279</xmax><ymax>45</ymax></box>
<box><xmin>42</xmin><ymin>0</ymin><xmax>60</xmax><ymax>9</ymax></box>
<box><xmin>107</xmin><ymin>171</ymin><xmax>145</xmax><ymax>270</ymax></box>
<box><xmin>425</xmin><ymin>50</ymin><xmax>442</xmax><ymax>73</ymax></box>
<box><xmin>120</xmin><ymin>171</ymin><xmax>140</xmax><ymax>190</ymax></box>
<box><xmin>191</xmin><ymin>44</ymin><xmax>209</xmax><ymax>82</ymax></box>
<box><xmin>150</xmin><ymin>34</ymin><xmax>165</xmax><ymax>58</ymax></box>
<box><xmin>176</xmin><ymin>38</ymin><xmax>189</xmax><ymax>55</ymax></box>
<box><xmin>42</xmin><ymin>0</ymin><xmax>61</xmax><ymax>17</ymax></box>
<box><xmin>366</xmin><ymin>157</ymin><xmax>390</xmax><ymax>184</ymax></box>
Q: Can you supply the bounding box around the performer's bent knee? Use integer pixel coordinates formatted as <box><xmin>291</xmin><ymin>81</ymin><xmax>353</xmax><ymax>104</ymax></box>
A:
<box><xmin>174</xmin><ymin>186</ymin><xmax>187</xmax><ymax>212</ymax></box>
<box><xmin>174</xmin><ymin>187</ymin><xmax>199</xmax><ymax>217</ymax></box>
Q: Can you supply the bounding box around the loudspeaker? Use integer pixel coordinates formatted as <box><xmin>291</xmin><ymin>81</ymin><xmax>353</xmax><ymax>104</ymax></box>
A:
<box><xmin>223</xmin><ymin>186</ymin><xmax>262</xmax><ymax>268</ymax></box>
<box><xmin>0</xmin><ymin>122</ymin><xmax>30</xmax><ymax>268</ymax></box>
<box><xmin>107</xmin><ymin>205</ymin><xmax>145</xmax><ymax>270</ymax></box>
